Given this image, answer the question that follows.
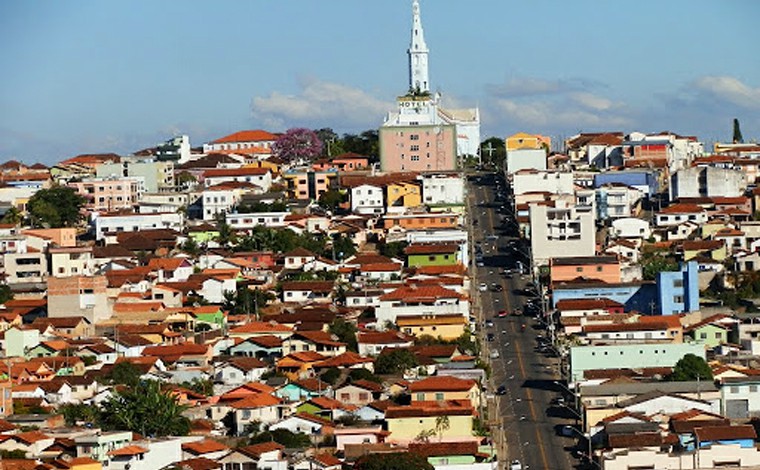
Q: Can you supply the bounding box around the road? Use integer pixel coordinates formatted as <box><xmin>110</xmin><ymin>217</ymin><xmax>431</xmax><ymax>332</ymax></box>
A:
<box><xmin>468</xmin><ymin>171</ymin><xmax>582</xmax><ymax>470</ymax></box>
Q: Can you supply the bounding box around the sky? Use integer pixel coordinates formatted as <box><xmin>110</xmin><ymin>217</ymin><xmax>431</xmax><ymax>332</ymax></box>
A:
<box><xmin>1</xmin><ymin>0</ymin><xmax>759</xmax><ymax>164</ymax></box>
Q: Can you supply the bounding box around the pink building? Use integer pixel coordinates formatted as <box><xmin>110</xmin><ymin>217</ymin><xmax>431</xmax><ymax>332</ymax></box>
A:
<box><xmin>379</xmin><ymin>124</ymin><xmax>458</xmax><ymax>172</ymax></box>
<box><xmin>69</xmin><ymin>178</ymin><xmax>141</xmax><ymax>212</ymax></box>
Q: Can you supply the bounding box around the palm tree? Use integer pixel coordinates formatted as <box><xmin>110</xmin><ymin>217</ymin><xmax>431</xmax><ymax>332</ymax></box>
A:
<box><xmin>1</xmin><ymin>207</ymin><xmax>22</xmax><ymax>225</ymax></box>
<box><xmin>99</xmin><ymin>380</ymin><xmax>190</xmax><ymax>437</ymax></box>
<box><xmin>434</xmin><ymin>415</ymin><xmax>450</xmax><ymax>442</ymax></box>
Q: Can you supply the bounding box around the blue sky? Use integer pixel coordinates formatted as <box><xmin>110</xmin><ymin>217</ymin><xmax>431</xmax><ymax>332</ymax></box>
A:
<box><xmin>1</xmin><ymin>0</ymin><xmax>759</xmax><ymax>164</ymax></box>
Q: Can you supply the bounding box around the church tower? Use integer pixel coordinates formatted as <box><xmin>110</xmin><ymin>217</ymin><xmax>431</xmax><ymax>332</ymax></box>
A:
<box><xmin>408</xmin><ymin>0</ymin><xmax>429</xmax><ymax>94</ymax></box>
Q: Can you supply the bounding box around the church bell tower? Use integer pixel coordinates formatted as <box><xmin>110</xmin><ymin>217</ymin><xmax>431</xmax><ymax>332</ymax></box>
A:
<box><xmin>408</xmin><ymin>0</ymin><xmax>430</xmax><ymax>94</ymax></box>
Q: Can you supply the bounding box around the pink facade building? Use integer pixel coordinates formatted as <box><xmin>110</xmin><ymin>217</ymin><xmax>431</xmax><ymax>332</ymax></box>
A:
<box><xmin>379</xmin><ymin>123</ymin><xmax>458</xmax><ymax>172</ymax></box>
<box><xmin>69</xmin><ymin>178</ymin><xmax>141</xmax><ymax>212</ymax></box>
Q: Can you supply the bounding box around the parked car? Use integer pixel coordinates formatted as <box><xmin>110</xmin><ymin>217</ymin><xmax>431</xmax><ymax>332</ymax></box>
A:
<box><xmin>486</xmin><ymin>333</ymin><xmax>495</xmax><ymax>342</ymax></box>
<box><xmin>490</xmin><ymin>350</ymin><xmax>500</xmax><ymax>359</ymax></box>
<box><xmin>496</xmin><ymin>385</ymin><xmax>507</xmax><ymax>395</ymax></box>
<box><xmin>510</xmin><ymin>460</ymin><xmax>522</xmax><ymax>470</ymax></box>
<box><xmin>479</xmin><ymin>283</ymin><xmax>488</xmax><ymax>292</ymax></box>
<box><xmin>497</xmin><ymin>310</ymin><xmax>508</xmax><ymax>318</ymax></box>
<box><xmin>485</xmin><ymin>319</ymin><xmax>494</xmax><ymax>328</ymax></box>
<box><xmin>490</xmin><ymin>283</ymin><xmax>503</xmax><ymax>292</ymax></box>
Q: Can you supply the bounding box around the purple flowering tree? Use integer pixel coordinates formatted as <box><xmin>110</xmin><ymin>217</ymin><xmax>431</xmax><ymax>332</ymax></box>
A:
<box><xmin>272</xmin><ymin>128</ymin><xmax>323</xmax><ymax>164</ymax></box>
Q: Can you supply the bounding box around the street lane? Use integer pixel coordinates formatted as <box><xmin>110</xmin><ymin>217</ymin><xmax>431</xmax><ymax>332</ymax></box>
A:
<box><xmin>468</xmin><ymin>172</ymin><xmax>579</xmax><ymax>470</ymax></box>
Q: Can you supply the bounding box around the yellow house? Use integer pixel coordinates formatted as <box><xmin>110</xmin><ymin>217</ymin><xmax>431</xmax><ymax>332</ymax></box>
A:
<box><xmin>386</xmin><ymin>181</ymin><xmax>422</xmax><ymax>212</ymax></box>
<box><xmin>385</xmin><ymin>401</ymin><xmax>474</xmax><ymax>442</ymax></box>
<box><xmin>681</xmin><ymin>240</ymin><xmax>727</xmax><ymax>262</ymax></box>
<box><xmin>397</xmin><ymin>314</ymin><xmax>467</xmax><ymax>340</ymax></box>
<box><xmin>408</xmin><ymin>376</ymin><xmax>481</xmax><ymax>409</ymax></box>
<box><xmin>700</xmin><ymin>219</ymin><xmax>728</xmax><ymax>239</ymax></box>
<box><xmin>506</xmin><ymin>132</ymin><xmax>551</xmax><ymax>151</ymax></box>
<box><xmin>69</xmin><ymin>457</ymin><xmax>103</xmax><ymax>470</ymax></box>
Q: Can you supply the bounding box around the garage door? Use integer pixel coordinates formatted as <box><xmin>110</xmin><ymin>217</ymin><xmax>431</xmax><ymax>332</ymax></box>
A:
<box><xmin>725</xmin><ymin>399</ymin><xmax>749</xmax><ymax>419</ymax></box>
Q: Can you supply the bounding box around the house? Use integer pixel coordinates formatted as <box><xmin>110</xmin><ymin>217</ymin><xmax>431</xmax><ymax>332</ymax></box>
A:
<box><xmin>350</xmin><ymin>183</ymin><xmax>385</xmax><ymax>215</ymax></box>
<box><xmin>218</xmin><ymin>442</ymin><xmax>288</xmax><ymax>470</ymax></box>
<box><xmin>276</xmin><ymin>351</ymin><xmax>327</xmax><ymax>380</ymax></box>
<box><xmin>213</xmin><ymin>357</ymin><xmax>269</xmax><ymax>385</ymax></box>
<box><xmin>550</xmin><ymin>256</ymin><xmax>621</xmax><ymax>284</ymax></box>
<box><xmin>229</xmin><ymin>393</ymin><xmax>283</xmax><ymax>434</ymax></box>
<box><xmin>684</xmin><ymin>314</ymin><xmax>733</xmax><ymax>348</ymax></box>
<box><xmin>226</xmin><ymin>335</ymin><xmax>283</xmax><ymax>359</ymax></box>
<box><xmin>376</xmin><ymin>284</ymin><xmax>469</xmax><ymax>327</ymax></box>
<box><xmin>385</xmin><ymin>181</ymin><xmax>422</xmax><ymax>214</ymax></box>
<box><xmin>74</xmin><ymin>430</ymin><xmax>134</xmax><ymax>462</ymax></box>
<box><xmin>655</xmin><ymin>203</ymin><xmax>708</xmax><ymax>228</ymax></box>
<box><xmin>404</xmin><ymin>243</ymin><xmax>461</xmax><ymax>267</ymax></box>
<box><xmin>396</xmin><ymin>314</ymin><xmax>468</xmax><ymax>340</ymax></box>
<box><xmin>281</xmin><ymin>331</ymin><xmax>346</xmax><ymax>358</ymax></box>
<box><xmin>0</xmin><ymin>430</ymin><xmax>55</xmax><ymax>458</ymax></box>
<box><xmin>280</xmin><ymin>281</ymin><xmax>335</xmax><ymax>304</ymax></box>
<box><xmin>529</xmin><ymin>200</ymin><xmax>596</xmax><ymax>268</ymax></box>
<box><xmin>228</xmin><ymin>322</ymin><xmax>293</xmax><ymax>340</ymax></box>
<box><xmin>107</xmin><ymin>439</ymin><xmax>184</xmax><ymax>470</ymax></box>
<box><xmin>29</xmin><ymin>317</ymin><xmax>93</xmax><ymax>339</ymax></box>
<box><xmin>357</xmin><ymin>330</ymin><xmax>415</xmax><ymax>356</ymax></box>
<box><xmin>269</xmin><ymin>412</ymin><xmax>334</xmax><ymax>437</ymax></box>
<box><xmin>334</xmin><ymin>380</ymin><xmax>384</xmax><ymax>407</ymax></box>
<box><xmin>142</xmin><ymin>343</ymin><xmax>213</xmax><ymax>369</ymax></box>
<box><xmin>147</xmin><ymin>258</ymin><xmax>194</xmax><ymax>283</ymax></box>
<box><xmin>296</xmin><ymin>396</ymin><xmax>357</xmax><ymax>421</ymax></box>
<box><xmin>334</xmin><ymin>426</ymin><xmax>389</xmax><ymax>451</ymax></box>
<box><xmin>719</xmin><ymin>375</ymin><xmax>760</xmax><ymax>419</ymax></box>
<box><xmin>275</xmin><ymin>378</ymin><xmax>331</xmax><ymax>402</ymax></box>
<box><xmin>408</xmin><ymin>376</ymin><xmax>480</xmax><ymax>408</ymax></box>
<box><xmin>292</xmin><ymin>453</ymin><xmax>342</xmax><ymax>470</ymax></box>
<box><xmin>385</xmin><ymin>400</ymin><xmax>475</xmax><ymax>444</ymax></box>
<box><xmin>202</xmin><ymin>167</ymin><xmax>272</xmax><ymax>192</ymax></box>
<box><xmin>181</xmin><ymin>439</ymin><xmax>230</xmax><ymax>461</ymax></box>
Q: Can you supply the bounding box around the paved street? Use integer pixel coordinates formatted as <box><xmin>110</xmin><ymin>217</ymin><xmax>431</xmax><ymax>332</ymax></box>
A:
<box><xmin>468</xmin><ymin>172</ymin><xmax>581</xmax><ymax>470</ymax></box>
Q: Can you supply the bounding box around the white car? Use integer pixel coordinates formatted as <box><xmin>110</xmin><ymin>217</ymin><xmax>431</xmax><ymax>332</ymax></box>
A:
<box><xmin>510</xmin><ymin>460</ymin><xmax>522</xmax><ymax>470</ymax></box>
<box><xmin>490</xmin><ymin>350</ymin><xmax>500</xmax><ymax>359</ymax></box>
<box><xmin>479</xmin><ymin>283</ymin><xmax>488</xmax><ymax>292</ymax></box>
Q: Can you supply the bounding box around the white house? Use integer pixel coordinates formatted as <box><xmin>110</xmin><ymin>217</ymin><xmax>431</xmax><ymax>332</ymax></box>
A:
<box><xmin>202</xmin><ymin>183</ymin><xmax>257</xmax><ymax>221</ymax></box>
<box><xmin>92</xmin><ymin>212</ymin><xmax>184</xmax><ymax>240</ymax></box>
<box><xmin>214</xmin><ymin>358</ymin><xmax>269</xmax><ymax>386</ymax></box>
<box><xmin>611</xmin><ymin>217</ymin><xmax>652</xmax><ymax>240</ymax></box>
<box><xmin>269</xmin><ymin>413</ymin><xmax>331</xmax><ymax>436</ymax></box>
<box><xmin>512</xmin><ymin>169</ymin><xmax>574</xmax><ymax>197</ymax></box>
<box><xmin>419</xmin><ymin>173</ymin><xmax>465</xmax><ymax>206</ymax></box>
<box><xmin>655</xmin><ymin>203</ymin><xmax>708</xmax><ymax>228</ymax></box>
<box><xmin>376</xmin><ymin>284</ymin><xmax>469</xmax><ymax>327</ymax></box>
<box><xmin>529</xmin><ymin>200</ymin><xmax>596</xmax><ymax>268</ymax></box>
<box><xmin>351</xmin><ymin>184</ymin><xmax>385</xmax><ymax>215</ymax></box>
<box><xmin>203</xmin><ymin>167</ymin><xmax>273</xmax><ymax>192</ymax></box>
<box><xmin>225</xmin><ymin>212</ymin><xmax>289</xmax><ymax>231</ymax></box>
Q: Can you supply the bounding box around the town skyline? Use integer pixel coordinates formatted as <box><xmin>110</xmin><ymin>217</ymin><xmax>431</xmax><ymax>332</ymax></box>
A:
<box><xmin>1</xmin><ymin>0</ymin><xmax>759</xmax><ymax>163</ymax></box>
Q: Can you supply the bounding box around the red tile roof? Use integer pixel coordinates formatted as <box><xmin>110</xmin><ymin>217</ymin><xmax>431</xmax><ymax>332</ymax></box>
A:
<box><xmin>555</xmin><ymin>298</ymin><xmax>623</xmax><ymax>311</ymax></box>
<box><xmin>659</xmin><ymin>203</ymin><xmax>704</xmax><ymax>214</ymax></box>
<box><xmin>202</xmin><ymin>167</ymin><xmax>270</xmax><ymax>178</ymax></box>
<box><xmin>408</xmin><ymin>376</ymin><xmax>477</xmax><ymax>392</ymax></box>
<box><xmin>695</xmin><ymin>424</ymin><xmax>756</xmax><ymax>441</ymax></box>
<box><xmin>237</xmin><ymin>441</ymin><xmax>284</xmax><ymax>458</ymax></box>
<box><xmin>182</xmin><ymin>439</ymin><xmax>230</xmax><ymax>455</ymax></box>
<box><xmin>108</xmin><ymin>445</ymin><xmax>148</xmax><ymax>456</ymax></box>
<box><xmin>211</xmin><ymin>130</ymin><xmax>278</xmax><ymax>144</ymax></box>
<box><xmin>379</xmin><ymin>285</ymin><xmax>463</xmax><ymax>302</ymax></box>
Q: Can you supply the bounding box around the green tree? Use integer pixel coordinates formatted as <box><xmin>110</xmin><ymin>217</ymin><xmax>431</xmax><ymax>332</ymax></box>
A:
<box><xmin>0</xmin><ymin>285</ymin><xmax>13</xmax><ymax>305</ymax></box>
<box><xmin>99</xmin><ymin>380</ymin><xmax>190</xmax><ymax>436</ymax></box>
<box><xmin>733</xmin><ymin>118</ymin><xmax>744</xmax><ymax>144</ymax></box>
<box><xmin>379</xmin><ymin>241</ymin><xmax>408</xmax><ymax>259</ymax></box>
<box><xmin>1</xmin><ymin>207</ymin><xmax>22</xmax><ymax>225</ymax></box>
<box><xmin>179</xmin><ymin>378</ymin><xmax>214</xmax><ymax>396</ymax></box>
<box><xmin>670</xmin><ymin>354</ymin><xmax>713</xmax><ymax>381</ymax></box>
<box><xmin>180</xmin><ymin>237</ymin><xmax>201</xmax><ymax>256</ymax></box>
<box><xmin>176</xmin><ymin>171</ymin><xmax>198</xmax><ymax>188</ymax></box>
<box><xmin>318</xmin><ymin>189</ymin><xmax>346</xmax><ymax>212</ymax></box>
<box><xmin>59</xmin><ymin>402</ymin><xmax>99</xmax><ymax>426</ymax></box>
<box><xmin>100</xmin><ymin>361</ymin><xmax>143</xmax><ymax>387</ymax></box>
<box><xmin>354</xmin><ymin>452</ymin><xmax>434</xmax><ymax>470</ymax></box>
<box><xmin>342</xmin><ymin>130</ymin><xmax>379</xmax><ymax>162</ymax></box>
<box><xmin>434</xmin><ymin>415</ymin><xmax>450</xmax><ymax>442</ymax></box>
<box><xmin>330</xmin><ymin>234</ymin><xmax>357</xmax><ymax>260</ymax></box>
<box><xmin>27</xmin><ymin>185</ymin><xmax>86</xmax><ymax>228</ymax></box>
<box><xmin>320</xmin><ymin>367</ymin><xmax>341</xmax><ymax>385</ymax></box>
<box><xmin>249</xmin><ymin>429</ymin><xmax>312</xmax><ymax>448</ymax></box>
<box><xmin>641</xmin><ymin>253</ymin><xmax>680</xmax><ymax>281</ymax></box>
<box><xmin>348</xmin><ymin>368</ymin><xmax>382</xmax><ymax>383</ymax></box>
<box><xmin>214</xmin><ymin>213</ymin><xmax>237</xmax><ymax>247</ymax></box>
<box><xmin>329</xmin><ymin>318</ymin><xmax>358</xmax><ymax>352</ymax></box>
<box><xmin>480</xmin><ymin>137</ymin><xmax>507</xmax><ymax>169</ymax></box>
<box><xmin>375</xmin><ymin>349</ymin><xmax>418</xmax><ymax>375</ymax></box>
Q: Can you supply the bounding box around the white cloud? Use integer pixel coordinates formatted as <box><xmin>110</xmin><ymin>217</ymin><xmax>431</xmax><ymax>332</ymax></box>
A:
<box><xmin>569</xmin><ymin>92</ymin><xmax>617</xmax><ymax>111</ymax></box>
<box><xmin>251</xmin><ymin>78</ymin><xmax>392</xmax><ymax>130</ymax></box>
<box><xmin>693</xmin><ymin>76</ymin><xmax>760</xmax><ymax>109</ymax></box>
<box><xmin>486</xmin><ymin>77</ymin><xmax>598</xmax><ymax>98</ymax></box>
<box><xmin>492</xmin><ymin>98</ymin><xmax>631</xmax><ymax>130</ymax></box>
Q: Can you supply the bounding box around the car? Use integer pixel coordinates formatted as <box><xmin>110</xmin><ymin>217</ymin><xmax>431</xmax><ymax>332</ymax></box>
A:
<box><xmin>486</xmin><ymin>234</ymin><xmax>499</xmax><ymax>241</ymax></box>
<box><xmin>497</xmin><ymin>310</ymin><xmax>508</xmax><ymax>318</ymax></box>
<box><xmin>510</xmin><ymin>460</ymin><xmax>522</xmax><ymax>470</ymax></box>
<box><xmin>479</xmin><ymin>283</ymin><xmax>488</xmax><ymax>292</ymax></box>
<box><xmin>561</xmin><ymin>425</ymin><xmax>575</xmax><ymax>437</ymax></box>
<box><xmin>486</xmin><ymin>333</ymin><xmax>495</xmax><ymax>342</ymax></box>
<box><xmin>490</xmin><ymin>283</ymin><xmax>503</xmax><ymax>292</ymax></box>
<box><xmin>476</xmin><ymin>261</ymin><xmax>484</xmax><ymax>267</ymax></box>
<box><xmin>485</xmin><ymin>319</ymin><xmax>494</xmax><ymax>328</ymax></box>
<box><xmin>489</xmin><ymin>350</ymin><xmax>500</xmax><ymax>359</ymax></box>
<box><xmin>496</xmin><ymin>385</ymin><xmax>507</xmax><ymax>395</ymax></box>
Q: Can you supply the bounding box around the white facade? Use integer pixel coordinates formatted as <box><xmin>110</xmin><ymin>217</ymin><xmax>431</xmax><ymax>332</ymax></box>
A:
<box><xmin>611</xmin><ymin>217</ymin><xmax>651</xmax><ymax>239</ymax></box>
<box><xmin>226</xmin><ymin>212</ymin><xmax>289</xmax><ymax>230</ymax></box>
<box><xmin>376</xmin><ymin>295</ymin><xmax>470</xmax><ymax>326</ymax></box>
<box><xmin>506</xmin><ymin>148</ymin><xmax>547</xmax><ymax>174</ymax></box>
<box><xmin>512</xmin><ymin>170</ymin><xmax>574</xmax><ymax>197</ymax></box>
<box><xmin>670</xmin><ymin>166</ymin><xmax>746</xmax><ymax>200</ymax></box>
<box><xmin>214</xmin><ymin>363</ymin><xmax>268</xmax><ymax>386</ymax></box>
<box><xmin>204</xmin><ymin>170</ymin><xmax>272</xmax><ymax>192</ymax></box>
<box><xmin>420</xmin><ymin>174</ymin><xmax>465</xmax><ymax>205</ymax></box>
<box><xmin>408</xmin><ymin>0</ymin><xmax>429</xmax><ymax>93</ymax></box>
<box><xmin>202</xmin><ymin>187</ymin><xmax>241</xmax><ymax>221</ymax></box>
<box><xmin>351</xmin><ymin>184</ymin><xmax>385</xmax><ymax>215</ymax></box>
<box><xmin>138</xmin><ymin>192</ymin><xmax>190</xmax><ymax>214</ymax></box>
<box><xmin>93</xmin><ymin>212</ymin><xmax>184</xmax><ymax>240</ymax></box>
<box><xmin>655</xmin><ymin>209</ymin><xmax>708</xmax><ymax>228</ymax></box>
<box><xmin>529</xmin><ymin>201</ymin><xmax>595</xmax><ymax>267</ymax></box>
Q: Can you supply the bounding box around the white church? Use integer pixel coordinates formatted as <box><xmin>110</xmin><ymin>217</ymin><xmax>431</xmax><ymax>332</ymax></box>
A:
<box><xmin>379</xmin><ymin>0</ymin><xmax>481</xmax><ymax>173</ymax></box>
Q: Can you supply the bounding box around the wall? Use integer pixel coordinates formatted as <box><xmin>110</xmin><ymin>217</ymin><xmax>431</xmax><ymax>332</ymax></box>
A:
<box><xmin>657</xmin><ymin>261</ymin><xmax>699</xmax><ymax>315</ymax></box>
<box><xmin>380</xmin><ymin>124</ymin><xmax>458</xmax><ymax>172</ymax></box>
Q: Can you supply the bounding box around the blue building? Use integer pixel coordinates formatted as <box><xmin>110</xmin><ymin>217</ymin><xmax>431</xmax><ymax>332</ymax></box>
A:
<box><xmin>594</xmin><ymin>170</ymin><xmax>658</xmax><ymax>196</ymax></box>
<box><xmin>657</xmin><ymin>261</ymin><xmax>699</xmax><ymax>315</ymax></box>
<box><xmin>552</xmin><ymin>261</ymin><xmax>699</xmax><ymax>315</ymax></box>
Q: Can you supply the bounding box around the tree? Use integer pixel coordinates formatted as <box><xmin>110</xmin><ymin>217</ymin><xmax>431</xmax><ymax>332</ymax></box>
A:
<box><xmin>249</xmin><ymin>429</ymin><xmax>312</xmax><ymax>448</ymax></box>
<box><xmin>99</xmin><ymin>380</ymin><xmax>190</xmax><ymax>436</ymax></box>
<box><xmin>320</xmin><ymin>367</ymin><xmax>341</xmax><ymax>385</ymax></box>
<box><xmin>375</xmin><ymin>349</ymin><xmax>418</xmax><ymax>375</ymax></box>
<box><xmin>733</xmin><ymin>118</ymin><xmax>744</xmax><ymax>144</ymax></box>
<box><xmin>180</xmin><ymin>237</ymin><xmax>201</xmax><ymax>256</ymax></box>
<box><xmin>640</xmin><ymin>252</ymin><xmax>679</xmax><ymax>282</ymax></box>
<box><xmin>670</xmin><ymin>354</ymin><xmax>713</xmax><ymax>381</ymax></box>
<box><xmin>354</xmin><ymin>452</ymin><xmax>434</xmax><ymax>470</ymax></box>
<box><xmin>27</xmin><ymin>185</ymin><xmax>85</xmax><ymax>228</ymax></box>
<box><xmin>273</xmin><ymin>128</ymin><xmax>323</xmax><ymax>163</ymax></box>
<box><xmin>349</xmin><ymin>368</ymin><xmax>382</xmax><ymax>383</ymax></box>
<box><xmin>480</xmin><ymin>137</ymin><xmax>507</xmax><ymax>169</ymax></box>
<box><xmin>317</xmin><ymin>189</ymin><xmax>346</xmax><ymax>212</ymax></box>
<box><xmin>100</xmin><ymin>361</ymin><xmax>143</xmax><ymax>387</ymax></box>
<box><xmin>314</xmin><ymin>128</ymin><xmax>344</xmax><ymax>157</ymax></box>
<box><xmin>342</xmin><ymin>130</ymin><xmax>379</xmax><ymax>162</ymax></box>
<box><xmin>176</xmin><ymin>171</ymin><xmax>198</xmax><ymax>188</ymax></box>
<box><xmin>59</xmin><ymin>402</ymin><xmax>99</xmax><ymax>426</ymax></box>
<box><xmin>1</xmin><ymin>207</ymin><xmax>22</xmax><ymax>225</ymax></box>
<box><xmin>330</xmin><ymin>234</ymin><xmax>357</xmax><ymax>260</ymax></box>
<box><xmin>434</xmin><ymin>415</ymin><xmax>450</xmax><ymax>442</ymax></box>
<box><xmin>329</xmin><ymin>318</ymin><xmax>358</xmax><ymax>352</ymax></box>
<box><xmin>0</xmin><ymin>285</ymin><xmax>13</xmax><ymax>305</ymax></box>
<box><xmin>214</xmin><ymin>212</ymin><xmax>237</xmax><ymax>247</ymax></box>
<box><xmin>379</xmin><ymin>241</ymin><xmax>408</xmax><ymax>260</ymax></box>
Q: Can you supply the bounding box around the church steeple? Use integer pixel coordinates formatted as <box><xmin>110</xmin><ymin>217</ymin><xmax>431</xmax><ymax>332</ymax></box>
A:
<box><xmin>408</xmin><ymin>0</ymin><xmax>430</xmax><ymax>94</ymax></box>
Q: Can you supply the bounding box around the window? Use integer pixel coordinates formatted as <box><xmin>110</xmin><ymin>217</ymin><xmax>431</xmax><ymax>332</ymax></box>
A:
<box><xmin>416</xmin><ymin>393</ymin><xmax>425</xmax><ymax>401</ymax></box>
<box><xmin>435</xmin><ymin>392</ymin><xmax>444</xmax><ymax>401</ymax></box>
<box><xmin>673</xmin><ymin>295</ymin><xmax>684</xmax><ymax>303</ymax></box>
<box><xmin>731</xmin><ymin>386</ymin><xmax>740</xmax><ymax>394</ymax></box>
<box><xmin>341</xmin><ymin>393</ymin><xmax>350</xmax><ymax>401</ymax></box>
<box><xmin>715</xmin><ymin>332</ymin><xmax>722</xmax><ymax>339</ymax></box>
<box><xmin>576</xmin><ymin>267</ymin><xmax>583</xmax><ymax>272</ymax></box>
<box><xmin>410</xmin><ymin>145</ymin><xmax>420</xmax><ymax>151</ymax></box>
<box><xmin>596</xmin><ymin>266</ymin><xmax>603</xmax><ymax>272</ymax></box>
<box><xmin>673</xmin><ymin>279</ymin><xmax>684</xmax><ymax>288</ymax></box>
<box><xmin>700</xmin><ymin>332</ymin><xmax>707</xmax><ymax>339</ymax></box>
<box><xmin>751</xmin><ymin>385</ymin><xmax>758</xmax><ymax>393</ymax></box>
<box><xmin>410</xmin><ymin>134</ymin><xmax>419</xmax><ymax>141</ymax></box>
